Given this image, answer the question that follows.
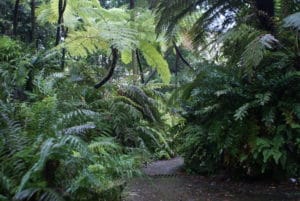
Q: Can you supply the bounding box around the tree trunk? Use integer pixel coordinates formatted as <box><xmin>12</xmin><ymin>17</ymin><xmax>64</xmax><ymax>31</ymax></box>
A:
<box><xmin>129</xmin><ymin>0</ymin><xmax>135</xmax><ymax>9</ymax></box>
<box><xmin>175</xmin><ymin>49</ymin><xmax>179</xmax><ymax>86</ymax></box>
<box><xmin>94</xmin><ymin>48</ymin><xmax>118</xmax><ymax>89</ymax></box>
<box><xmin>30</xmin><ymin>0</ymin><xmax>36</xmax><ymax>43</ymax></box>
<box><xmin>55</xmin><ymin>0</ymin><xmax>67</xmax><ymax>46</ymax></box>
<box><xmin>136</xmin><ymin>50</ymin><xmax>145</xmax><ymax>84</ymax></box>
<box><xmin>129</xmin><ymin>0</ymin><xmax>139</xmax><ymax>83</ymax></box>
<box><xmin>13</xmin><ymin>0</ymin><xmax>20</xmax><ymax>36</ymax></box>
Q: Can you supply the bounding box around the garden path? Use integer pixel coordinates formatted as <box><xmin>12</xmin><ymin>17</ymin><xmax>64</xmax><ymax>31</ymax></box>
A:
<box><xmin>123</xmin><ymin>157</ymin><xmax>300</xmax><ymax>201</ymax></box>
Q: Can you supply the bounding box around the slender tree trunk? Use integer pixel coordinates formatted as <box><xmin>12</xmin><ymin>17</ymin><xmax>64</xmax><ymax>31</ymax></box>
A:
<box><xmin>55</xmin><ymin>0</ymin><xmax>67</xmax><ymax>71</ymax></box>
<box><xmin>129</xmin><ymin>0</ymin><xmax>135</xmax><ymax>9</ymax></box>
<box><xmin>13</xmin><ymin>0</ymin><xmax>20</xmax><ymax>36</ymax></box>
<box><xmin>25</xmin><ymin>0</ymin><xmax>36</xmax><ymax>92</ymax></box>
<box><xmin>175</xmin><ymin>50</ymin><xmax>179</xmax><ymax>86</ymax></box>
<box><xmin>129</xmin><ymin>0</ymin><xmax>139</xmax><ymax>83</ymax></box>
<box><xmin>132</xmin><ymin>51</ymin><xmax>138</xmax><ymax>84</ymax></box>
<box><xmin>56</xmin><ymin>0</ymin><xmax>67</xmax><ymax>46</ymax></box>
<box><xmin>61</xmin><ymin>48</ymin><xmax>66</xmax><ymax>70</ymax></box>
<box><xmin>136</xmin><ymin>50</ymin><xmax>144</xmax><ymax>84</ymax></box>
<box><xmin>30</xmin><ymin>0</ymin><xmax>36</xmax><ymax>43</ymax></box>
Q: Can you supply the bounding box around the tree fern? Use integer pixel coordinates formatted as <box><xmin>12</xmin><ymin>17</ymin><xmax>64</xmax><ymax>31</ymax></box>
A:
<box><xmin>154</xmin><ymin>0</ymin><xmax>245</xmax><ymax>45</ymax></box>
<box><xmin>44</xmin><ymin>1</ymin><xmax>172</xmax><ymax>84</ymax></box>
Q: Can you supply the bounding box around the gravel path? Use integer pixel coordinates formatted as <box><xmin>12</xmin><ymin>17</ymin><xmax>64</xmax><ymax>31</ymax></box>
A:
<box><xmin>123</xmin><ymin>157</ymin><xmax>300</xmax><ymax>201</ymax></box>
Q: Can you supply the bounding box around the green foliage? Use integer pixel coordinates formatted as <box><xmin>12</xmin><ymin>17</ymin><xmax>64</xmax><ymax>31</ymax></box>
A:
<box><xmin>174</xmin><ymin>14</ymin><xmax>300</xmax><ymax>178</ymax></box>
<box><xmin>154</xmin><ymin>0</ymin><xmax>245</xmax><ymax>45</ymax></box>
<box><xmin>2</xmin><ymin>1</ymin><xmax>299</xmax><ymax>201</ymax></box>
<box><xmin>0</xmin><ymin>55</ymin><xmax>174</xmax><ymax>200</ymax></box>
<box><xmin>139</xmin><ymin>41</ymin><xmax>171</xmax><ymax>83</ymax></box>
<box><xmin>41</xmin><ymin>1</ymin><xmax>171</xmax><ymax>83</ymax></box>
<box><xmin>0</xmin><ymin>1</ymin><xmax>176</xmax><ymax>200</ymax></box>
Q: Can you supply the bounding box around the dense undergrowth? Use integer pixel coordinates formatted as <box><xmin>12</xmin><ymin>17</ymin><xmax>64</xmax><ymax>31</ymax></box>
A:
<box><xmin>1</xmin><ymin>0</ymin><xmax>300</xmax><ymax>200</ymax></box>
<box><xmin>169</xmin><ymin>6</ymin><xmax>300</xmax><ymax>179</ymax></box>
<box><xmin>0</xmin><ymin>35</ymin><xmax>175</xmax><ymax>200</ymax></box>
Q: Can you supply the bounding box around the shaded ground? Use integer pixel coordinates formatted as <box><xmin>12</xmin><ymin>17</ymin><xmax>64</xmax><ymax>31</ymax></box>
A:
<box><xmin>123</xmin><ymin>157</ymin><xmax>300</xmax><ymax>201</ymax></box>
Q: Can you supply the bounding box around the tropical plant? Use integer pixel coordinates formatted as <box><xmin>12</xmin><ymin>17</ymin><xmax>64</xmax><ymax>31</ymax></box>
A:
<box><xmin>172</xmin><ymin>9</ymin><xmax>300</xmax><ymax>178</ymax></box>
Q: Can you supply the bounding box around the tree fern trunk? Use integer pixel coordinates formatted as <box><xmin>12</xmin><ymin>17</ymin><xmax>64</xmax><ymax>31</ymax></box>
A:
<box><xmin>129</xmin><ymin>0</ymin><xmax>139</xmax><ymax>84</ymax></box>
<box><xmin>136</xmin><ymin>50</ymin><xmax>145</xmax><ymax>84</ymax></box>
<box><xmin>12</xmin><ymin>0</ymin><xmax>20</xmax><ymax>36</ymax></box>
<box><xmin>175</xmin><ymin>48</ymin><xmax>179</xmax><ymax>86</ymax></box>
<box><xmin>129</xmin><ymin>0</ymin><xmax>135</xmax><ymax>9</ymax></box>
<box><xmin>30</xmin><ymin>0</ymin><xmax>35</xmax><ymax>43</ymax></box>
<box><xmin>94</xmin><ymin>48</ymin><xmax>118</xmax><ymax>89</ymax></box>
<box><xmin>55</xmin><ymin>0</ymin><xmax>67</xmax><ymax>46</ymax></box>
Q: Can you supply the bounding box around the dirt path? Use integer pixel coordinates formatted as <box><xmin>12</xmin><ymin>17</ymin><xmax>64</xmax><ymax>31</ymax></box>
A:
<box><xmin>123</xmin><ymin>157</ymin><xmax>300</xmax><ymax>201</ymax></box>
<box><xmin>142</xmin><ymin>157</ymin><xmax>184</xmax><ymax>176</ymax></box>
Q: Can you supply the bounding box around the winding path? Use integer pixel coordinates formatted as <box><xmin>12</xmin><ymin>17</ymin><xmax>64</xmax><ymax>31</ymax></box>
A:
<box><xmin>123</xmin><ymin>157</ymin><xmax>300</xmax><ymax>201</ymax></box>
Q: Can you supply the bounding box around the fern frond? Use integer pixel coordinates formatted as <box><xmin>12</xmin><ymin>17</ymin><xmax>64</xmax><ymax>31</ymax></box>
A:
<box><xmin>15</xmin><ymin>188</ymin><xmax>65</xmax><ymax>201</ymax></box>
<box><xmin>283</xmin><ymin>12</ymin><xmax>300</xmax><ymax>30</ymax></box>
<box><xmin>120</xmin><ymin>85</ymin><xmax>161</xmax><ymax>122</ymax></box>
<box><xmin>59</xmin><ymin>135</ymin><xmax>90</xmax><ymax>158</ymax></box>
<box><xmin>241</xmin><ymin>34</ymin><xmax>279</xmax><ymax>75</ymax></box>
<box><xmin>234</xmin><ymin>103</ymin><xmax>250</xmax><ymax>121</ymax></box>
<box><xmin>18</xmin><ymin>138</ymin><xmax>55</xmax><ymax>192</ymax></box>
<box><xmin>60</xmin><ymin>122</ymin><xmax>96</xmax><ymax>135</ymax></box>
<box><xmin>88</xmin><ymin>137</ymin><xmax>120</xmax><ymax>154</ymax></box>
<box><xmin>57</xmin><ymin>109</ymin><xmax>99</xmax><ymax>125</ymax></box>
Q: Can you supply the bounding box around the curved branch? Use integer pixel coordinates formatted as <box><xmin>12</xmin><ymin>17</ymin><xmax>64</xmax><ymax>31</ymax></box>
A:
<box><xmin>173</xmin><ymin>41</ymin><xmax>194</xmax><ymax>71</ymax></box>
<box><xmin>94</xmin><ymin>48</ymin><xmax>118</xmax><ymax>89</ymax></box>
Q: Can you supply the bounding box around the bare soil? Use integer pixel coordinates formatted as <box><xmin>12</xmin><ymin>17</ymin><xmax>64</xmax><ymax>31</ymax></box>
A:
<box><xmin>123</xmin><ymin>157</ymin><xmax>300</xmax><ymax>201</ymax></box>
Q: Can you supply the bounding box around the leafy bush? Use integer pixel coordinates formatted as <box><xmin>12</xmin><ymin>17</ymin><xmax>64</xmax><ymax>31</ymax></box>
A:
<box><xmin>176</xmin><ymin>14</ymin><xmax>300</xmax><ymax>178</ymax></box>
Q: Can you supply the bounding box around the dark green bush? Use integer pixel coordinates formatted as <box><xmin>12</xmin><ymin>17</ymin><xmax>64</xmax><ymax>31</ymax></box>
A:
<box><xmin>176</xmin><ymin>17</ymin><xmax>300</xmax><ymax>178</ymax></box>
